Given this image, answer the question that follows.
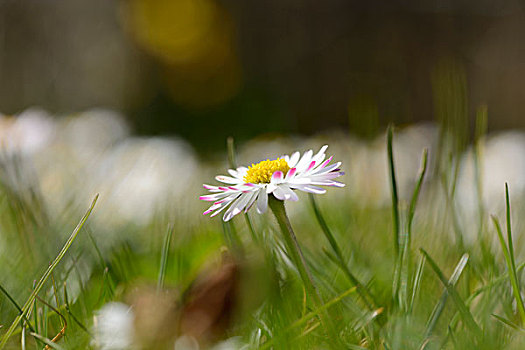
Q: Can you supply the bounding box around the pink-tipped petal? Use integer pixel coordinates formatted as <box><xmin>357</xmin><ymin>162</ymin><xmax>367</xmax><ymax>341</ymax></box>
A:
<box><xmin>317</xmin><ymin>156</ymin><xmax>333</xmax><ymax>170</ymax></box>
<box><xmin>306</xmin><ymin>161</ymin><xmax>316</xmax><ymax>172</ymax></box>
<box><xmin>271</xmin><ymin>171</ymin><xmax>284</xmax><ymax>183</ymax></box>
<box><xmin>286</xmin><ymin>167</ymin><xmax>297</xmax><ymax>179</ymax></box>
<box><xmin>295</xmin><ymin>150</ymin><xmax>313</xmax><ymax>172</ymax></box>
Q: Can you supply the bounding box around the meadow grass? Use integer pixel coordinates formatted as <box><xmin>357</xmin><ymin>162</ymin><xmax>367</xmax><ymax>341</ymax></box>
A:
<box><xmin>0</xmin><ymin>125</ymin><xmax>524</xmax><ymax>349</ymax></box>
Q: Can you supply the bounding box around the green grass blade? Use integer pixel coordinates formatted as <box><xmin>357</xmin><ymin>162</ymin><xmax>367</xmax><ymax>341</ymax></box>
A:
<box><xmin>388</xmin><ymin>125</ymin><xmax>403</xmax><ymax>307</ymax></box>
<box><xmin>63</xmin><ymin>283</ymin><xmax>90</xmax><ymax>335</ymax></box>
<box><xmin>259</xmin><ymin>286</ymin><xmax>357</xmax><ymax>350</ymax></box>
<box><xmin>407</xmin><ymin>148</ymin><xmax>428</xmax><ymax>236</ymax></box>
<box><xmin>400</xmin><ymin>148</ymin><xmax>428</xmax><ymax>311</ymax></box>
<box><xmin>310</xmin><ymin>194</ymin><xmax>376</xmax><ymax>310</ymax></box>
<box><xmin>387</xmin><ymin>125</ymin><xmax>400</xmax><ymax>258</ymax></box>
<box><xmin>491</xmin><ymin>314</ymin><xmax>525</xmax><ymax>332</ymax></box>
<box><xmin>28</xmin><ymin>333</ymin><xmax>65</xmax><ymax>350</ymax></box>
<box><xmin>157</xmin><ymin>224</ymin><xmax>174</xmax><ymax>291</ymax></box>
<box><xmin>0</xmin><ymin>194</ymin><xmax>98</xmax><ymax>349</ymax></box>
<box><xmin>419</xmin><ymin>249</ymin><xmax>482</xmax><ymax>339</ymax></box>
<box><xmin>87</xmin><ymin>229</ymin><xmax>107</xmax><ymax>270</ymax></box>
<box><xmin>0</xmin><ymin>284</ymin><xmax>35</xmax><ymax>333</ymax></box>
<box><xmin>424</xmin><ymin>253</ymin><xmax>469</xmax><ymax>337</ymax></box>
<box><xmin>504</xmin><ymin>183</ymin><xmax>525</xmax><ymax>323</ymax></box>
<box><xmin>409</xmin><ymin>254</ymin><xmax>426</xmax><ymax>314</ymax></box>
<box><xmin>491</xmin><ymin>213</ymin><xmax>525</xmax><ymax>325</ymax></box>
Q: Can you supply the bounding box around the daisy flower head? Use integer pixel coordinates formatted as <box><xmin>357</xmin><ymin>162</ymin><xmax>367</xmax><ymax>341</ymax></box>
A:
<box><xmin>200</xmin><ymin>145</ymin><xmax>345</xmax><ymax>221</ymax></box>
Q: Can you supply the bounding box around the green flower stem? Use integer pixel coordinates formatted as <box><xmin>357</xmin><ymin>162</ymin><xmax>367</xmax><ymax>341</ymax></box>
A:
<box><xmin>268</xmin><ymin>196</ymin><xmax>343</xmax><ymax>347</ymax></box>
<box><xmin>268</xmin><ymin>196</ymin><xmax>323</xmax><ymax>306</ymax></box>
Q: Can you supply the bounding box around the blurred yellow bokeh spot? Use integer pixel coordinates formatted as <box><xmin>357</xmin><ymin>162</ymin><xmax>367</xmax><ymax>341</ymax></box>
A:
<box><xmin>123</xmin><ymin>0</ymin><xmax>242</xmax><ymax>108</ymax></box>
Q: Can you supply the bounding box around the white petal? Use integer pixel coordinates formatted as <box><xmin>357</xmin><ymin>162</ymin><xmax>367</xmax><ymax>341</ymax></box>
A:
<box><xmin>311</xmin><ymin>162</ymin><xmax>341</xmax><ymax>175</ymax></box>
<box><xmin>274</xmin><ymin>185</ymin><xmax>298</xmax><ymax>201</ymax></box>
<box><xmin>290</xmin><ymin>184</ymin><xmax>327</xmax><ymax>194</ymax></box>
<box><xmin>244</xmin><ymin>190</ymin><xmax>258</xmax><ymax>213</ymax></box>
<box><xmin>310</xmin><ymin>180</ymin><xmax>345</xmax><ymax>187</ymax></box>
<box><xmin>210</xmin><ymin>202</ymin><xmax>232</xmax><ymax>217</ymax></box>
<box><xmin>236</xmin><ymin>166</ymin><xmax>249</xmax><ymax>178</ymax></box>
<box><xmin>287</xmin><ymin>151</ymin><xmax>300</xmax><ymax>168</ymax></box>
<box><xmin>288</xmin><ymin>177</ymin><xmax>311</xmax><ymax>185</ymax></box>
<box><xmin>199</xmin><ymin>191</ymin><xmax>232</xmax><ymax>201</ymax></box>
<box><xmin>311</xmin><ymin>145</ymin><xmax>328</xmax><ymax>164</ymax></box>
<box><xmin>203</xmin><ymin>184</ymin><xmax>222</xmax><ymax>192</ymax></box>
<box><xmin>209</xmin><ymin>194</ymin><xmax>241</xmax><ymax>217</ymax></box>
<box><xmin>256</xmin><ymin>188</ymin><xmax>268</xmax><ymax>214</ymax></box>
<box><xmin>295</xmin><ymin>150</ymin><xmax>313</xmax><ymax>172</ymax></box>
<box><xmin>215</xmin><ymin>175</ymin><xmax>243</xmax><ymax>184</ymax></box>
<box><xmin>223</xmin><ymin>193</ymin><xmax>253</xmax><ymax>221</ymax></box>
<box><xmin>273</xmin><ymin>186</ymin><xmax>286</xmax><ymax>200</ymax></box>
<box><xmin>282</xmin><ymin>186</ymin><xmax>299</xmax><ymax>201</ymax></box>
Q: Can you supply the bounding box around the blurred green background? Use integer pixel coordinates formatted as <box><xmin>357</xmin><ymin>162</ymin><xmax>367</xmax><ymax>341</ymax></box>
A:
<box><xmin>2</xmin><ymin>0</ymin><xmax>524</xmax><ymax>151</ymax></box>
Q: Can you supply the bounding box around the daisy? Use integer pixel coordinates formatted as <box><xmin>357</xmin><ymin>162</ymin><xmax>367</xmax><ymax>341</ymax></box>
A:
<box><xmin>200</xmin><ymin>145</ymin><xmax>345</xmax><ymax>221</ymax></box>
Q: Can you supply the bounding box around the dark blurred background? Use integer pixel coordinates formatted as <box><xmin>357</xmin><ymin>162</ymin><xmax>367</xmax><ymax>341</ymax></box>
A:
<box><xmin>1</xmin><ymin>0</ymin><xmax>524</xmax><ymax>152</ymax></box>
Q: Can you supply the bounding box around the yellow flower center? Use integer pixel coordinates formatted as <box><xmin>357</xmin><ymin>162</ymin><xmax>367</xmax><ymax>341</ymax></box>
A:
<box><xmin>243</xmin><ymin>158</ymin><xmax>290</xmax><ymax>184</ymax></box>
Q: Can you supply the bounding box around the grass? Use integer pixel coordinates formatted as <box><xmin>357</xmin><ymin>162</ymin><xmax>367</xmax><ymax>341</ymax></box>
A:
<box><xmin>0</xmin><ymin>125</ymin><xmax>525</xmax><ymax>349</ymax></box>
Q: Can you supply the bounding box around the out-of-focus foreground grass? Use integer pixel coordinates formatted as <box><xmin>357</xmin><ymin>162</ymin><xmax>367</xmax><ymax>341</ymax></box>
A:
<box><xmin>1</xmin><ymin>109</ymin><xmax>525</xmax><ymax>349</ymax></box>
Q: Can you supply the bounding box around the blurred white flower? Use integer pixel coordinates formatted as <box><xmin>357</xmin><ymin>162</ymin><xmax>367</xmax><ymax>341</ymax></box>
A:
<box><xmin>59</xmin><ymin>108</ymin><xmax>130</xmax><ymax>163</ymax></box>
<box><xmin>0</xmin><ymin>108</ymin><xmax>56</xmax><ymax>156</ymax></box>
<box><xmin>93</xmin><ymin>137</ymin><xmax>199</xmax><ymax>227</ymax></box>
<box><xmin>174</xmin><ymin>335</ymin><xmax>200</xmax><ymax>350</ymax></box>
<box><xmin>458</xmin><ymin>131</ymin><xmax>525</xmax><ymax>215</ymax></box>
<box><xmin>93</xmin><ymin>302</ymin><xmax>134</xmax><ymax>350</ymax></box>
<box><xmin>457</xmin><ymin>131</ymin><xmax>525</xmax><ymax>248</ymax></box>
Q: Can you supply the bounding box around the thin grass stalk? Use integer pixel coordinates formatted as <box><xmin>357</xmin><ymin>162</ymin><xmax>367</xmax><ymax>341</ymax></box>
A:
<box><xmin>504</xmin><ymin>183</ymin><xmax>525</xmax><ymax>324</ymax></box>
<box><xmin>259</xmin><ymin>286</ymin><xmax>357</xmax><ymax>350</ymax></box>
<box><xmin>424</xmin><ymin>253</ymin><xmax>469</xmax><ymax>338</ymax></box>
<box><xmin>34</xmin><ymin>295</ymin><xmax>67</xmax><ymax>350</ymax></box>
<box><xmin>491</xmin><ymin>213</ymin><xmax>525</xmax><ymax>325</ymax></box>
<box><xmin>28</xmin><ymin>333</ymin><xmax>65</xmax><ymax>350</ymax></box>
<box><xmin>388</xmin><ymin>125</ymin><xmax>403</xmax><ymax>307</ymax></box>
<box><xmin>0</xmin><ymin>284</ymin><xmax>36</xmax><ymax>333</ymax></box>
<box><xmin>157</xmin><ymin>224</ymin><xmax>174</xmax><ymax>291</ymax></box>
<box><xmin>400</xmin><ymin>148</ymin><xmax>428</xmax><ymax>311</ymax></box>
<box><xmin>63</xmin><ymin>283</ymin><xmax>90</xmax><ymax>335</ymax></box>
<box><xmin>408</xmin><ymin>254</ymin><xmax>426</xmax><ymax>314</ymax></box>
<box><xmin>0</xmin><ymin>194</ymin><xmax>98</xmax><ymax>349</ymax></box>
<box><xmin>419</xmin><ymin>249</ymin><xmax>482</xmax><ymax>339</ymax></box>
<box><xmin>491</xmin><ymin>314</ymin><xmax>525</xmax><ymax>332</ymax></box>
<box><xmin>387</xmin><ymin>125</ymin><xmax>400</xmax><ymax>258</ymax></box>
<box><xmin>309</xmin><ymin>194</ymin><xmax>376</xmax><ymax>310</ymax></box>
<box><xmin>444</xmin><ymin>261</ymin><xmax>525</xmax><ymax>343</ymax></box>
